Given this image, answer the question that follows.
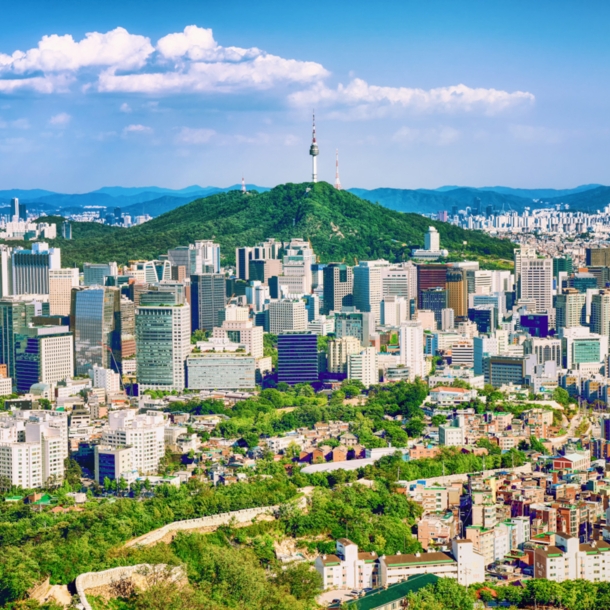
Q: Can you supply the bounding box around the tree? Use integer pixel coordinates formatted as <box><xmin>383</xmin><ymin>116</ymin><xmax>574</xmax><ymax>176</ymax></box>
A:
<box><xmin>63</xmin><ymin>457</ymin><xmax>82</xmax><ymax>487</ymax></box>
<box><xmin>190</xmin><ymin>329</ymin><xmax>208</xmax><ymax>345</ymax></box>
<box><xmin>273</xmin><ymin>562</ymin><xmax>322</xmax><ymax>601</ymax></box>
<box><xmin>552</xmin><ymin>387</ymin><xmax>570</xmax><ymax>408</ymax></box>
<box><xmin>431</xmin><ymin>414</ymin><xmax>447</xmax><ymax>427</ymax></box>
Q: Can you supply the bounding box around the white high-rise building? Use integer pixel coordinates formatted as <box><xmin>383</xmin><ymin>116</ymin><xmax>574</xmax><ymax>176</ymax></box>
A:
<box><xmin>381</xmin><ymin>295</ymin><xmax>409</xmax><ymax>326</ymax></box>
<box><xmin>514</xmin><ymin>246</ymin><xmax>538</xmax><ymax>298</ymax></box>
<box><xmin>520</xmin><ymin>258</ymin><xmax>553</xmax><ymax>313</ymax></box>
<box><xmin>268</xmin><ymin>299</ymin><xmax>308</xmax><ymax>334</ymax></box>
<box><xmin>425</xmin><ymin>226</ymin><xmax>440</xmax><ymax>251</ymax></box>
<box><xmin>441</xmin><ymin>308</ymin><xmax>455</xmax><ymax>331</ymax></box>
<box><xmin>12</xmin><ymin>243</ymin><xmax>61</xmax><ymax>295</ymax></box>
<box><xmin>348</xmin><ymin>347</ymin><xmax>378</xmax><ymax>387</ymax></box>
<box><xmin>0</xmin><ymin>245</ymin><xmax>12</xmax><ymax>297</ymax></box>
<box><xmin>246</xmin><ymin>281</ymin><xmax>270</xmax><ymax>313</ymax></box>
<box><xmin>382</xmin><ymin>262</ymin><xmax>417</xmax><ymax>304</ymax></box>
<box><xmin>213</xmin><ymin>319</ymin><xmax>264</xmax><ymax>358</ymax></box>
<box><xmin>49</xmin><ymin>268</ymin><xmax>79</xmax><ymax>316</ymax></box>
<box><xmin>103</xmin><ymin>409</ymin><xmax>166</xmax><ymax>475</ymax></box>
<box><xmin>328</xmin><ymin>336</ymin><xmax>362</xmax><ymax>374</ymax></box>
<box><xmin>353</xmin><ymin>260</ymin><xmax>390</xmax><ymax>324</ymax></box>
<box><xmin>591</xmin><ymin>290</ymin><xmax>610</xmax><ymax>338</ymax></box>
<box><xmin>399</xmin><ymin>321</ymin><xmax>424</xmax><ymax>380</ymax></box>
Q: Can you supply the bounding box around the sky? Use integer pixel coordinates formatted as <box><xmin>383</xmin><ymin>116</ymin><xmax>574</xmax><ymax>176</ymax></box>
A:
<box><xmin>1</xmin><ymin>0</ymin><xmax>610</xmax><ymax>192</ymax></box>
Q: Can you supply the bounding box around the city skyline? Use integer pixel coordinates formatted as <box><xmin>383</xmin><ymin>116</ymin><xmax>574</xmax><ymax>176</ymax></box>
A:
<box><xmin>2</xmin><ymin>1</ymin><xmax>610</xmax><ymax>191</ymax></box>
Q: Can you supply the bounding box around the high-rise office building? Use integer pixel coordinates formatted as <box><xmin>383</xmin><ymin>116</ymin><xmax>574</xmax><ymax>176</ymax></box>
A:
<box><xmin>168</xmin><ymin>241</ymin><xmax>221</xmax><ymax>275</ymax></box>
<box><xmin>236</xmin><ymin>247</ymin><xmax>254</xmax><ymax>281</ymax></box>
<box><xmin>399</xmin><ymin>321</ymin><xmax>424</xmax><ymax>380</ymax></box>
<box><xmin>190</xmin><ymin>273</ymin><xmax>227</xmax><ymax>332</ymax></box>
<box><xmin>83</xmin><ymin>262</ymin><xmax>118</xmax><ymax>286</ymax></box>
<box><xmin>128</xmin><ymin>260</ymin><xmax>171</xmax><ymax>284</ymax></box>
<box><xmin>49</xmin><ymin>268</ymin><xmax>79</xmax><ymax>316</ymax></box>
<box><xmin>447</xmin><ymin>268</ymin><xmax>468</xmax><ymax>318</ymax></box>
<box><xmin>277</xmin><ymin>332</ymin><xmax>319</xmax><ymax>385</ymax></box>
<box><xmin>322</xmin><ymin>264</ymin><xmax>353</xmax><ymax>314</ymax></box>
<box><xmin>586</xmin><ymin>247</ymin><xmax>610</xmax><ymax>267</ymax></box>
<box><xmin>0</xmin><ymin>246</ymin><xmax>12</xmax><ymax>297</ymax></box>
<box><xmin>553</xmin><ymin>256</ymin><xmax>573</xmax><ymax>281</ymax></box>
<box><xmin>591</xmin><ymin>290</ymin><xmax>610</xmax><ymax>337</ymax></box>
<box><xmin>420</xmin><ymin>287</ymin><xmax>447</xmax><ymax>325</ymax></box>
<box><xmin>120</xmin><ymin>296</ymin><xmax>136</xmax><ymax>361</ymax></box>
<box><xmin>268</xmin><ymin>299</ymin><xmax>308</xmax><ymax>334</ymax></box>
<box><xmin>416</xmin><ymin>264</ymin><xmax>448</xmax><ymax>308</ymax></box>
<box><xmin>12</xmin><ymin>243</ymin><xmax>61</xmax><ymax>295</ymax></box>
<box><xmin>136</xmin><ymin>290</ymin><xmax>191</xmax><ymax>391</ymax></box>
<box><xmin>514</xmin><ymin>246</ymin><xmax>537</xmax><ymax>298</ymax></box>
<box><xmin>554</xmin><ymin>289</ymin><xmax>586</xmax><ymax>329</ymax></box>
<box><xmin>70</xmin><ymin>286</ymin><xmax>122</xmax><ymax>375</ymax></box>
<box><xmin>61</xmin><ymin>222</ymin><xmax>72</xmax><ymax>240</ymax></box>
<box><xmin>523</xmin><ymin>337</ymin><xmax>562</xmax><ymax>367</ymax></box>
<box><xmin>382</xmin><ymin>262</ymin><xmax>417</xmax><ymax>304</ymax></box>
<box><xmin>15</xmin><ymin>326</ymin><xmax>74</xmax><ymax>393</ymax></box>
<box><xmin>380</xmin><ymin>295</ymin><xmax>409</xmax><ymax>326</ymax></box>
<box><xmin>0</xmin><ymin>295</ymin><xmax>49</xmax><ymax>380</ymax></box>
<box><xmin>353</xmin><ymin>260</ymin><xmax>389</xmax><ymax>324</ymax></box>
<box><xmin>519</xmin><ymin>258</ymin><xmax>553</xmax><ymax>313</ymax></box>
<box><xmin>468</xmin><ymin>305</ymin><xmax>498</xmax><ymax>333</ymax></box>
<box><xmin>9</xmin><ymin>198</ymin><xmax>26</xmax><ymax>221</ymax></box>
<box><xmin>281</xmin><ymin>238</ymin><xmax>315</xmax><ymax>294</ymax></box>
<box><xmin>335</xmin><ymin>310</ymin><xmax>374</xmax><ymax>347</ymax></box>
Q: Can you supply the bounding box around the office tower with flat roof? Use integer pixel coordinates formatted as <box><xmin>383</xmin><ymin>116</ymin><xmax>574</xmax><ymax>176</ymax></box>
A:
<box><xmin>348</xmin><ymin>347</ymin><xmax>378</xmax><ymax>388</ymax></box>
<box><xmin>327</xmin><ymin>336</ymin><xmax>362</xmax><ymax>374</ymax></box>
<box><xmin>447</xmin><ymin>268</ymin><xmax>468</xmax><ymax>318</ymax></box>
<box><xmin>70</xmin><ymin>286</ymin><xmax>122</xmax><ymax>375</ymax></box>
<box><xmin>586</xmin><ymin>247</ymin><xmax>610</xmax><ymax>267</ymax></box>
<box><xmin>399</xmin><ymin>320</ymin><xmax>424</xmax><ymax>381</ymax></box>
<box><xmin>553</xmin><ymin>255</ymin><xmax>573</xmax><ymax>281</ymax></box>
<box><xmin>591</xmin><ymin>290</ymin><xmax>610</xmax><ymax>337</ymax></box>
<box><xmin>514</xmin><ymin>246</ymin><xmax>537</xmax><ymax>298</ymax></box>
<box><xmin>353</xmin><ymin>260</ymin><xmax>389</xmax><ymax>324</ymax></box>
<box><xmin>120</xmin><ymin>296</ymin><xmax>136</xmax><ymax>361</ymax></box>
<box><xmin>416</xmin><ymin>264</ymin><xmax>448</xmax><ymax>309</ymax></box>
<box><xmin>322</xmin><ymin>263</ymin><xmax>353</xmax><ymax>314</ymax></box>
<box><xmin>268</xmin><ymin>299</ymin><xmax>308</xmax><ymax>334</ymax></box>
<box><xmin>0</xmin><ymin>295</ymin><xmax>49</xmax><ymax>380</ymax></box>
<box><xmin>15</xmin><ymin>326</ymin><xmax>74</xmax><ymax>393</ymax></box>
<box><xmin>136</xmin><ymin>290</ymin><xmax>191</xmax><ymax>392</ymax></box>
<box><xmin>236</xmin><ymin>247</ymin><xmax>254</xmax><ymax>281</ymax></box>
<box><xmin>49</xmin><ymin>268</ymin><xmax>79</xmax><ymax>316</ymax></box>
<box><xmin>381</xmin><ymin>295</ymin><xmax>409</xmax><ymax>326</ymax></box>
<box><xmin>83</xmin><ymin>262</ymin><xmax>118</xmax><ymax>286</ymax></box>
<box><xmin>190</xmin><ymin>273</ymin><xmax>226</xmax><ymax>332</ymax></box>
<box><xmin>168</xmin><ymin>241</ymin><xmax>220</xmax><ymax>275</ymax></box>
<box><xmin>0</xmin><ymin>246</ymin><xmax>12</xmax><ymax>297</ymax></box>
<box><xmin>519</xmin><ymin>258</ymin><xmax>553</xmax><ymax>313</ymax></box>
<box><xmin>420</xmin><ymin>287</ymin><xmax>447</xmax><ymax>326</ymax></box>
<box><xmin>12</xmin><ymin>243</ymin><xmax>61</xmax><ymax>295</ymax></box>
<box><xmin>554</xmin><ymin>289</ymin><xmax>586</xmax><ymax>329</ymax></box>
<box><xmin>277</xmin><ymin>332</ymin><xmax>319</xmax><ymax>385</ymax></box>
<box><xmin>335</xmin><ymin>310</ymin><xmax>374</xmax><ymax>347</ymax></box>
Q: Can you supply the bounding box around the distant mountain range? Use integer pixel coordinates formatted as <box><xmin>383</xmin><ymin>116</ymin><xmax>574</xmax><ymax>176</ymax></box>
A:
<box><xmin>0</xmin><ymin>183</ymin><xmax>608</xmax><ymax>220</ymax></box>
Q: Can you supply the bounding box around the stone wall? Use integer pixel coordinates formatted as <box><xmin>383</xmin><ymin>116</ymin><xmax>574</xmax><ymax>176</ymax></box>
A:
<box><xmin>75</xmin><ymin>564</ymin><xmax>183</xmax><ymax>610</ymax></box>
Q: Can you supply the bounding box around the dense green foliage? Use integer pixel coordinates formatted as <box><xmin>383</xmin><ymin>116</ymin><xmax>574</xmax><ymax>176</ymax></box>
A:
<box><xmin>19</xmin><ymin>183</ymin><xmax>514</xmax><ymax>268</ymax></box>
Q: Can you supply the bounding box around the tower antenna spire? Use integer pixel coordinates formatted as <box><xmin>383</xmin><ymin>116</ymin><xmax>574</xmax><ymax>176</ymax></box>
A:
<box><xmin>334</xmin><ymin>149</ymin><xmax>342</xmax><ymax>190</ymax></box>
<box><xmin>241</xmin><ymin>175</ymin><xmax>246</xmax><ymax>194</ymax></box>
<box><xmin>309</xmin><ymin>111</ymin><xmax>319</xmax><ymax>183</ymax></box>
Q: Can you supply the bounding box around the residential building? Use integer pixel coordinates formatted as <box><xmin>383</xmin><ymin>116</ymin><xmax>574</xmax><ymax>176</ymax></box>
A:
<box><xmin>399</xmin><ymin>321</ymin><xmax>424</xmax><ymax>380</ymax></box>
<box><xmin>347</xmin><ymin>347</ymin><xmax>378</xmax><ymax>387</ymax></box>
<box><xmin>519</xmin><ymin>257</ymin><xmax>553</xmax><ymax>313</ymax></box>
<box><xmin>328</xmin><ymin>336</ymin><xmax>362</xmax><ymax>374</ymax></box>
<box><xmin>94</xmin><ymin>444</ymin><xmax>135</xmax><ymax>485</ymax></box>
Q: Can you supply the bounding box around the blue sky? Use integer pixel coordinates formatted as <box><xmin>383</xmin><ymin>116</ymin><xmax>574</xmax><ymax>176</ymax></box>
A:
<box><xmin>1</xmin><ymin>0</ymin><xmax>609</xmax><ymax>192</ymax></box>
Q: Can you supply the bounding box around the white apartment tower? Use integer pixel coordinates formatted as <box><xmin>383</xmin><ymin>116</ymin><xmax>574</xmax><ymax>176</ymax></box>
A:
<box><xmin>353</xmin><ymin>260</ymin><xmax>389</xmax><ymax>324</ymax></box>
<box><xmin>520</xmin><ymin>258</ymin><xmax>553</xmax><ymax>313</ymax></box>
<box><xmin>399</xmin><ymin>320</ymin><xmax>424</xmax><ymax>380</ymax></box>
<box><xmin>348</xmin><ymin>347</ymin><xmax>378</xmax><ymax>387</ymax></box>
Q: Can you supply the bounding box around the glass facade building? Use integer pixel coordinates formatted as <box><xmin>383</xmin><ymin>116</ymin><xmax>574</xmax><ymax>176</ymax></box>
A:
<box><xmin>277</xmin><ymin>332</ymin><xmax>319</xmax><ymax>385</ymax></box>
<box><xmin>70</xmin><ymin>287</ymin><xmax>122</xmax><ymax>375</ymax></box>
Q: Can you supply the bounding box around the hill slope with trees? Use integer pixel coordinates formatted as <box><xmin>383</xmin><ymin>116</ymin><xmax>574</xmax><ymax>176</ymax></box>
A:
<box><xmin>22</xmin><ymin>181</ymin><xmax>514</xmax><ymax>268</ymax></box>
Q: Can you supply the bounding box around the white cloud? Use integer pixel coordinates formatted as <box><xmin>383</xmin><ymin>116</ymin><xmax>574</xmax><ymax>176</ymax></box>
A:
<box><xmin>49</xmin><ymin>112</ymin><xmax>71</xmax><ymax>126</ymax></box>
<box><xmin>123</xmin><ymin>124</ymin><xmax>152</xmax><ymax>135</ymax></box>
<box><xmin>0</xmin><ymin>117</ymin><xmax>30</xmax><ymax>129</ymax></box>
<box><xmin>393</xmin><ymin>126</ymin><xmax>460</xmax><ymax>146</ymax></box>
<box><xmin>120</xmin><ymin>103</ymin><xmax>132</xmax><ymax>113</ymax></box>
<box><xmin>289</xmin><ymin>79</ymin><xmax>534</xmax><ymax>117</ymax></box>
<box><xmin>175</xmin><ymin>127</ymin><xmax>215</xmax><ymax>144</ymax></box>
<box><xmin>0</xmin><ymin>28</ymin><xmax>153</xmax><ymax>74</ymax></box>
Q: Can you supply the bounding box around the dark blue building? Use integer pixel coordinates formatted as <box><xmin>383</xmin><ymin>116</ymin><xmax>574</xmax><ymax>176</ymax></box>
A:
<box><xmin>519</xmin><ymin>313</ymin><xmax>550</xmax><ymax>338</ymax></box>
<box><xmin>277</xmin><ymin>332</ymin><xmax>319</xmax><ymax>385</ymax></box>
<box><xmin>468</xmin><ymin>306</ymin><xmax>497</xmax><ymax>333</ymax></box>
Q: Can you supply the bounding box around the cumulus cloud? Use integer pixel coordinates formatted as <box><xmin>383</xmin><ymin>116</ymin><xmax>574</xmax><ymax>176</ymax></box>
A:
<box><xmin>49</xmin><ymin>112</ymin><xmax>71</xmax><ymax>126</ymax></box>
<box><xmin>290</xmin><ymin>79</ymin><xmax>534</xmax><ymax>117</ymax></box>
<box><xmin>119</xmin><ymin>103</ymin><xmax>132</xmax><ymax>113</ymax></box>
<box><xmin>175</xmin><ymin>127</ymin><xmax>216</xmax><ymax>144</ymax></box>
<box><xmin>0</xmin><ymin>117</ymin><xmax>30</xmax><ymax>129</ymax></box>
<box><xmin>393</xmin><ymin>126</ymin><xmax>460</xmax><ymax>146</ymax></box>
<box><xmin>123</xmin><ymin>124</ymin><xmax>152</xmax><ymax>135</ymax></box>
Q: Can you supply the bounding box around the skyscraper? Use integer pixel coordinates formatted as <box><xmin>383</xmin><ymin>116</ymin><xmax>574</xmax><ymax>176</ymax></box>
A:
<box><xmin>353</xmin><ymin>260</ymin><xmax>389</xmax><ymax>324</ymax></box>
<box><xmin>12</xmin><ymin>243</ymin><xmax>61</xmax><ymax>295</ymax></box>
<box><xmin>0</xmin><ymin>246</ymin><xmax>12</xmax><ymax>297</ymax></box>
<box><xmin>514</xmin><ymin>246</ymin><xmax>537</xmax><ymax>298</ymax></box>
<box><xmin>591</xmin><ymin>290</ymin><xmax>610</xmax><ymax>337</ymax></box>
<box><xmin>268</xmin><ymin>299</ymin><xmax>308</xmax><ymax>334</ymax></box>
<box><xmin>136</xmin><ymin>290</ymin><xmax>191</xmax><ymax>392</ymax></box>
<box><xmin>190</xmin><ymin>273</ymin><xmax>227</xmax><ymax>332</ymax></box>
<box><xmin>83</xmin><ymin>262</ymin><xmax>118</xmax><ymax>287</ymax></box>
<box><xmin>420</xmin><ymin>287</ymin><xmax>447</xmax><ymax>326</ymax></box>
<box><xmin>322</xmin><ymin>264</ymin><xmax>353</xmax><ymax>314</ymax></box>
<box><xmin>49</xmin><ymin>268</ymin><xmax>79</xmax><ymax>316</ymax></box>
<box><xmin>554</xmin><ymin>289</ymin><xmax>586</xmax><ymax>329</ymax></box>
<box><xmin>399</xmin><ymin>321</ymin><xmax>424</xmax><ymax>381</ymax></box>
<box><xmin>70</xmin><ymin>286</ymin><xmax>122</xmax><ymax>375</ymax></box>
<box><xmin>416</xmin><ymin>264</ymin><xmax>448</xmax><ymax>309</ymax></box>
<box><xmin>446</xmin><ymin>268</ymin><xmax>468</xmax><ymax>319</ymax></box>
<box><xmin>278</xmin><ymin>332</ymin><xmax>318</xmax><ymax>384</ymax></box>
<box><xmin>519</xmin><ymin>258</ymin><xmax>553</xmax><ymax>313</ymax></box>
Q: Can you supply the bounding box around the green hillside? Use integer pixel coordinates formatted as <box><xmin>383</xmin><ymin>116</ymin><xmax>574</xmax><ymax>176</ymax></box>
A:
<box><xmin>23</xmin><ymin>182</ymin><xmax>515</xmax><ymax>268</ymax></box>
